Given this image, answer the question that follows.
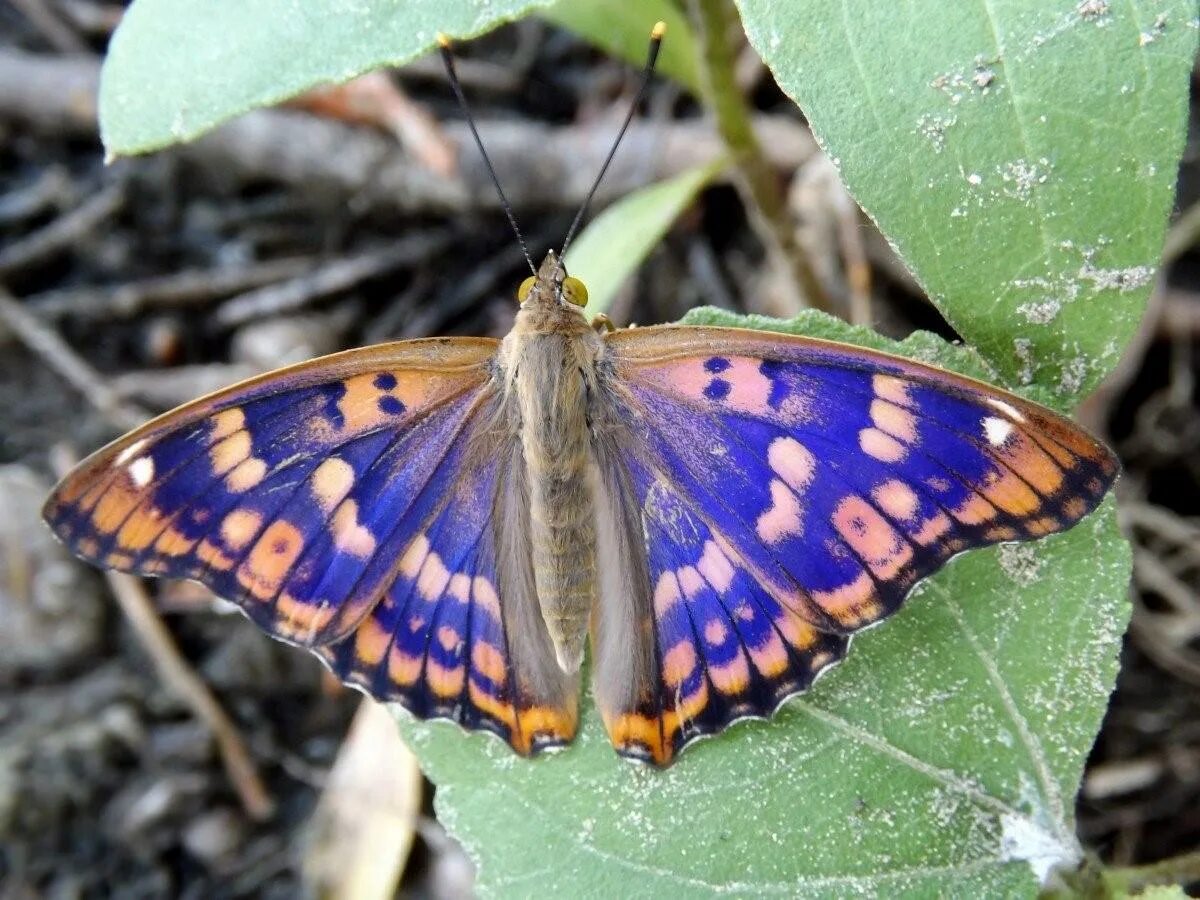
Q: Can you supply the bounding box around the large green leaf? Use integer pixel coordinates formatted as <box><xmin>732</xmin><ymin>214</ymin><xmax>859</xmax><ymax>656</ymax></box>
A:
<box><xmin>99</xmin><ymin>0</ymin><xmax>555</xmax><ymax>156</ymax></box>
<box><xmin>566</xmin><ymin>161</ymin><xmax>725</xmax><ymax>318</ymax></box>
<box><xmin>735</xmin><ymin>0</ymin><xmax>1195</xmax><ymax>398</ymax></box>
<box><xmin>397</xmin><ymin>309</ymin><xmax>1132</xmax><ymax>897</ymax></box>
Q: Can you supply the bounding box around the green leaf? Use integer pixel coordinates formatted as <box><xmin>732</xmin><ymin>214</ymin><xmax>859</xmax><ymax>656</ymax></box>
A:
<box><xmin>734</xmin><ymin>0</ymin><xmax>1196</xmax><ymax>398</ymax></box>
<box><xmin>565</xmin><ymin>161</ymin><xmax>725</xmax><ymax>318</ymax></box>
<box><xmin>397</xmin><ymin>309</ymin><xmax>1131</xmax><ymax>898</ymax></box>
<box><xmin>99</xmin><ymin>0</ymin><xmax>556</xmax><ymax>156</ymax></box>
<box><xmin>542</xmin><ymin>0</ymin><xmax>701</xmax><ymax>95</ymax></box>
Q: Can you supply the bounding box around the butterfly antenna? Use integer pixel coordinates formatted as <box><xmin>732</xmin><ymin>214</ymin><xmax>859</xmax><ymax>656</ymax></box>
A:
<box><xmin>438</xmin><ymin>33</ymin><xmax>536</xmax><ymax>276</ymax></box>
<box><xmin>556</xmin><ymin>21</ymin><xmax>666</xmax><ymax>271</ymax></box>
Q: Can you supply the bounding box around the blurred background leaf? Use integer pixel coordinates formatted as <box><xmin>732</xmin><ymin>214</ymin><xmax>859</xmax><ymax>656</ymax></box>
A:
<box><xmin>567</xmin><ymin>160</ymin><xmax>725</xmax><ymax>318</ymax></box>
<box><xmin>99</xmin><ymin>0</ymin><xmax>556</xmax><ymax>155</ymax></box>
<box><xmin>542</xmin><ymin>0</ymin><xmax>701</xmax><ymax>94</ymax></box>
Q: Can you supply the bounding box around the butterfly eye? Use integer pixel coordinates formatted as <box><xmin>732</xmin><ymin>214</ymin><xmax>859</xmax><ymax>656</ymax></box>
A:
<box><xmin>518</xmin><ymin>275</ymin><xmax>537</xmax><ymax>303</ymax></box>
<box><xmin>562</xmin><ymin>276</ymin><xmax>589</xmax><ymax>307</ymax></box>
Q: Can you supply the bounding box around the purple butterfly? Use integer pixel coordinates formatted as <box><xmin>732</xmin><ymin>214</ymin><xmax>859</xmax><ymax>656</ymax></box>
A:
<box><xmin>43</xmin><ymin>247</ymin><xmax>1117</xmax><ymax>765</ymax></box>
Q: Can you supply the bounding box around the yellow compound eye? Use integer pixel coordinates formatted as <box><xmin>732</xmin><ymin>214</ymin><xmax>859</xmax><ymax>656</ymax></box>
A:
<box><xmin>517</xmin><ymin>275</ymin><xmax>536</xmax><ymax>303</ymax></box>
<box><xmin>562</xmin><ymin>276</ymin><xmax>589</xmax><ymax>307</ymax></box>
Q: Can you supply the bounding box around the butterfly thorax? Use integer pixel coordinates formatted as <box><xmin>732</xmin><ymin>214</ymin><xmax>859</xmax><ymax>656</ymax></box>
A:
<box><xmin>499</xmin><ymin>252</ymin><xmax>604</xmax><ymax>673</ymax></box>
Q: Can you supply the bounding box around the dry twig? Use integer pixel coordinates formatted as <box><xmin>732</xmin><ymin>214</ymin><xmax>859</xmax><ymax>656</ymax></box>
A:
<box><xmin>0</xmin><ymin>179</ymin><xmax>125</xmax><ymax>279</ymax></box>
<box><xmin>213</xmin><ymin>235</ymin><xmax>451</xmax><ymax>327</ymax></box>
<box><xmin>0</xmin><ymin>287</ymin><xmax>148</xmax><ymax>431</ymax></box>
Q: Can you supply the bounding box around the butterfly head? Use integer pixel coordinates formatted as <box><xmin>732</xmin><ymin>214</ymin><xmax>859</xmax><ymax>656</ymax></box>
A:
<box><xmin>517</xmin><ymin>251</ymin><xmax>589</xmax><ymax>310</ymax></box>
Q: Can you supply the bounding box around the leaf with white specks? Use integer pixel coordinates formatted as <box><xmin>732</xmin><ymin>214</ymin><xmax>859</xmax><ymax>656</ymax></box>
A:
<box><xmin>396</xmin><ymin>310</ymin><xmax>1132</xmax><ymax>898</ymax></box>
<box><xmin>735</xmin><ymin>0</ymin><xmax>1196</xmax><ymax>398</ymax></box>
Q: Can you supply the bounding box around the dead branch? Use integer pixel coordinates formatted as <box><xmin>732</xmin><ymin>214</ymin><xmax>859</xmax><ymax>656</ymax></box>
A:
<box><xmin>27</xmin><ymin>256</ymin><xmax>317</xmax><ymax>322</ymax></box>
<box><xmin>0</xmin><ymin>49</ymin><xmax>817</xmax><ymax>214</ymax></box>
<box><xmin>213</xmin><ymin>234</ymin><xmax>450</xmax><ymax>327</ymax></box>
<box><xmin>0</xmin><ymin>179</ymin><xmax>124</xmax><ymax>278</ymax></box>
<box><xmin>0</xmin><ymin>287</ymin><xmax>148</xmax><ymax>431</ymax></box>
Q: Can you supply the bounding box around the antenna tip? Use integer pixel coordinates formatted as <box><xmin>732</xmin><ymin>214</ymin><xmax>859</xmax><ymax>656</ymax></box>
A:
<box><xmin>436</xmin><ymin>32</ymin><xmax>451</xmax><ymax>49</ymax></box>
<box><xmin>651</xmin><ymin>21</ymin><xmax>667</xmax><ymax>40</ymax></box>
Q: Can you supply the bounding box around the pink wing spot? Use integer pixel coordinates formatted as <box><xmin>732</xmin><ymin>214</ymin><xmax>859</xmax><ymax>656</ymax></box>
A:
<box><xmin>677</xmin><ymin>565</ymin><xmax>705</xmax><ymax>599</ymax></box>
<box><xmin>220</xmin><ymin>509</ymin><xmax>263</xmax><ymax>551</ymax></box>
<box><xmin>926</xmin><ymin>475</ymin><xmax>953</xmax><ymax>494</ymax></box>
<box><xmin>210</xmin><ymin>408</ymin><xmax>246</xmax><ymax>442</ymax></box>
<box><xmin>472</xmin><ymin>577</ymin><xmax>501</xmax><ymax>617</ymax></box>
<box><xmin>720</xmin><ymin>357</ymin><xmax>776</xmax><ymax>417</ymax></box>
<box><xmin>353</xmin><ymin>615</ymin><xmax>392</xmax><ymax>666</ymax></box>
<box><xmin>437</xmin><ymin>625</ymin><xmax>462</xmax><ymax>653</ymax></box>
<box><xmin>870</xmin><ymin>398</ymin><xmax>918</xmax><ymax>443</ymax></box>
<box><xmin>654</xmin><ymin>571</ymin><xmax>683</xmax><ymax>616</ymax></box>
<box><xmin>275</xmin><ymin>592</ymin><xmax>335</xmax><ymax>642</ymax></box>
<box><xmin>745</xmin><ymin>626</ymin><xmax>790</xmax><ymax>678</ymax></box>
<box><xmin>912</xmin><ymin>511</ymin><xmax>954</xmax><ymax>546</ymax></box>
<box><xmin>389</xmin><ymin>645</ymin><xmax>422</xmax><ymax>687</ymax></box>
<box><xmin>399</xmin><ymin>533</ymin><xmax>430</xmax><ymax>578</ymax></box>
<box><xmin>238</xmin><ymin>519</ymin><xmax>305</xmax><ymax>600</ymax></box>
<box><xmin>767</xmin><ymin>437</ymin><xmax>816</xmax><ymax>491</ymax></box>
<box><xmin>756</xmin><ymin>479</ymin><xmax>804</xmax><ymax>544</ymax></box>
<box><xmin>832</xmin><ymin>495</ymin><xmax>913</xmax><ymax>580</ymax></box>
<box><xmin>771</xmin><ymin>605</ymin><xmax>813</xmax><ymax>649</ymax></box>
<box><xmin>812</xmin><ymin>571</ymin><xmax>875</xmax><ymax>619</ymax></box>
<box><xmin>697</xmin><ymin>540</ymin><xmax>735</xmax><ymax>593</ymax></box>
<box><xmin>416</xmin><ymin>549</ymin><xmax>452</xmax><ymax>601</ymax></box>
<box><xmin>704</xmin><ymin>619</ymin><xmax>729</xmax><ymax>646</ymax></box>
<box><xmin>331</xmin><ymin>500</ymin><xmax>377</xmax><ymax>559</ymax></box>
<box><xmin>471</xmin><ymin>641</ymin><xmax>507</xmax><ymax>683</ymax></box>
<box><xmin>311</xmin><ymin>458</ymin><xmax>356</xmax><ymax>513</ymax></box>
<box><xmin>873</xmin><ymin>374</ymin><xmax>912</xmax><ymax>407</ymax></box>
<box><xmin>871</xmin><ymin>479</ymin><xmax>920</xmax><ymax>521</ymax></box>
<box><xmin>448</xmin><ymin>573</ymin><xmax>472</xmax><ymax>603</ymax></box>
<box><xmin>951</xmin><ymin>493</ymin><xmax>998</xmax><ymax>525</ymax></box>
<box><xmin>859</xmin><ymin>427</ymin><xmax>908</xmax><ymax>463</ymax></box>
<box><xmin>733</xmin><ymin>602</ymin><xmax>755</xmax><ymax>623</ymax></box>
<box><xmin>662</xmin><ymin>640</ymin><xmax>698</xmax><ymax>689</ymax></box>
<box><xmin>210</xmin><ymin>430</ymin><xmax>252</xmax><ymax>476</ymax></box>
<box><xmin>225</xmin><ymin>456</ymin><xmax>267</xmax><ymax>493</ymax></box>
<box><xmin>708</xmin><ymin>653</ymin><xmax>751</xmax><ymax>695</ymax></box>
<box><xmin>427</xmin><ymin>659</ymin><xmax>467</xmax><ymax>698</ymax></box>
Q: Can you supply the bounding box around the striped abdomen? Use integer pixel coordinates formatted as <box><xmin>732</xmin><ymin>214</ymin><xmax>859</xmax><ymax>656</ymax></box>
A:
<box><xmin>513</xmin><ymin>330</ymin><xmax>598</xmax><ymax>673</ymax></box>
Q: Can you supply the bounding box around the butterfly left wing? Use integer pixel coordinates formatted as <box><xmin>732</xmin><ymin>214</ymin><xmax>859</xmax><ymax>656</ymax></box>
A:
<box><xmin>44</xmin><ymin>337</ymin><xmax>580</xmax><ymax>754</ymax></box>
<box><xmin>591</xmin><ymin>324</ymin><xmax>1118</xmax><ymax>764</ymax></box>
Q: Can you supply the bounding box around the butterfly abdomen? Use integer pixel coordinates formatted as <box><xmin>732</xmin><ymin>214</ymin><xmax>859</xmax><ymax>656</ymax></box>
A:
<box><xmin>506</xmin><ymin>319</ymin><xmax>603</xmax><ymax>675</ymax></box>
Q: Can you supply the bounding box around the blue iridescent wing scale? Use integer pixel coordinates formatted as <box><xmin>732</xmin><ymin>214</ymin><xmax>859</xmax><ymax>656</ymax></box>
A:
<box><xmin>595</xmin><ymin>324</ymin><xmax>1118</xmax><ymax>764</ymax></box>
<box><xmin>44</xmin><ymin>337</ymin><xmax>578</xmax><ymax>755</ymax></box>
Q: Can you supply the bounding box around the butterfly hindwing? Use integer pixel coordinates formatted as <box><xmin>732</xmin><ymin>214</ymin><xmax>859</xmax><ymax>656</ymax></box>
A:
<box><xmin>317</xmin><ymin>446</ymin><xmax>579</xmax><ymax>754</ymax></box>
<box><xmin>45</xmin><ymin>337</ymin><xmax>580</xmax><ymax>755</ymax></box>
<box><xmin>592</xmin><ymin>325</ymin><xmax>1118</xmax><ymax>763</ymax></box>
<box><xmin>591</xmin><ymin>447</ymin><xmax>848</xmax><ymax>765</ymax></box>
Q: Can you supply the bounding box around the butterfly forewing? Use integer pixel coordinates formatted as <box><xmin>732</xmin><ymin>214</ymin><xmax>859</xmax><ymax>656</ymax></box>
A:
<box><xmin>592</xmin><ymin>325</ymin><xmax>1118</xmax><ymax>763</ymax></box>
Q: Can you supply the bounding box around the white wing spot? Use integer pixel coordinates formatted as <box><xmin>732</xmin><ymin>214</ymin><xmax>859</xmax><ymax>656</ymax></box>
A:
<box><xmin>983</xmin><ymin>417</ymin><xmax>1014</xmax><ymax>447</ymax></box>
<box><xmin>128</xmin><ymin>456</ymin><xmax>155</xmax><ymax>488</ymax></box>
<box><xmin>114</xmin><ymin>438</ymin><xmax>149</xmax><ymax>467</ymax></box>
<box><xmin>984</xmin><ymin>397</ymin><xmax>1026</xmax><ymax>422</ymax></box>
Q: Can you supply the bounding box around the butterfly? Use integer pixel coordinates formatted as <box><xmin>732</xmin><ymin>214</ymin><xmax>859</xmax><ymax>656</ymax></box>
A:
<box><xmin>43</xmin><ymin>248</ymin><xmax>1118</xmax><ymax>766</ymax></box>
